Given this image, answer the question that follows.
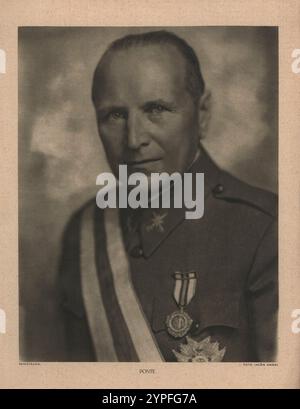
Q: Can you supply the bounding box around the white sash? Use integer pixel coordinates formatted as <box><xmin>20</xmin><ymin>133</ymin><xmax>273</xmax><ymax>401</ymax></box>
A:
<box><xmin>80</xmin><ymin>204</ymin><xmax>118</xmax><ymax>361</ymax></box>
<box><xmin>80</xmin><ymin>204</ymin><xmax>163</xmax><ymax>362</ymax></box>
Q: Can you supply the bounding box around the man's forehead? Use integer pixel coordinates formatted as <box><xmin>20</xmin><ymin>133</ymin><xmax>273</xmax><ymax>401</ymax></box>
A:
<box><xmin>99</xmin><ymin>44</ymin><xmax>186</xmax><ymax>83</ymax></box>
<box><xmin>94</xmin><ymin>44</ymin><xmax>188</xmax><ymax>103</ymax></box>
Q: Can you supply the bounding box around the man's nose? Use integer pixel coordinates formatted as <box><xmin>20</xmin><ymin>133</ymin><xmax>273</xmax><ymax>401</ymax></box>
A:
<box><xmin>126</xmin><ymin>112</ymin><xmax>149</xmax><ymax>150</ymax></box>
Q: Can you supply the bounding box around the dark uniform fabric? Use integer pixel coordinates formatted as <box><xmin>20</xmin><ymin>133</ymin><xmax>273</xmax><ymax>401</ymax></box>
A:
<box><xmin>58</xmin><ymin>148</ymin><xmax>278</xmax><ymax>362</ymax></box>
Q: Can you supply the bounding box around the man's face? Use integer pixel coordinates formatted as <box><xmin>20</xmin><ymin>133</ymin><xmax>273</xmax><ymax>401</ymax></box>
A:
<box><xmin>93</xmin><ymin>44</ymin><xmax>200</xmax><ymax>177</ymax></box>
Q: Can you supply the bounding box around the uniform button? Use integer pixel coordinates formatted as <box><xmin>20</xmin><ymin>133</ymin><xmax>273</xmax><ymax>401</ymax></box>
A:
<box><xmin>130</xmin><ymin>246</ymin><xmax>144</xmax><ymax>258</ymax></box>
<box><xmin>213</xmin><ymin>183</ymin><xmax>224</xmax><ymax>195</ymax></box>
<box><xmin>190</xmin><ymin>321</ymin><xmax>201</xmax><ymax>335</ymax></box>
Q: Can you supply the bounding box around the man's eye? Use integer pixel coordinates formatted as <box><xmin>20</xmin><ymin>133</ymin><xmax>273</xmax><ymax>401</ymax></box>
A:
<box><xmin>146</xmin><ymin>104</ymin><xmax>167</xmax><ymax>115</ymax></box>
<box><xmin>108</xmin><ymin>111</ymin><xmax>127</xmax><ymax>120</ymax></box>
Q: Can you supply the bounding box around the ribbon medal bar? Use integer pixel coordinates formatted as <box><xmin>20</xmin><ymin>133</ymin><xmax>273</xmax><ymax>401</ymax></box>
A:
<box><xmin>166</xmin><ymin>271</ymin><xmax>197</xmax><ymax>338</ymax></box>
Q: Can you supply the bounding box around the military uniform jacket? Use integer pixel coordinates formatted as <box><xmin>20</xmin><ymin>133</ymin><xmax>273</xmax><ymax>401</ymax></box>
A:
<box><xmin>58</xmin><ymin>149</ymin><xmax>278</xmax><ymax>362</ymax></box>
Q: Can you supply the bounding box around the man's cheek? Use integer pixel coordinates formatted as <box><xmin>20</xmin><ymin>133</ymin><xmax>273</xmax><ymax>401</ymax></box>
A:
<box><xmin>167</xmin><ymin>115</ymin><xmax>192</xmax><ymax>137</ymax></box>
<box><xmin>100</xmin><ymin>137</ymin><xmax>122</xmax><ymax>163</ymax></box>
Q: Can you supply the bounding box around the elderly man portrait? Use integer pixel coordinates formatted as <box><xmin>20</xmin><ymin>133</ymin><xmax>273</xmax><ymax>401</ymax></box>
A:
<box><xmin>19</xmin><ymin>27</ymin><xmax>278</xmax><ymax>363</ymax></box>
<box><xmin>56</xmin><ymin>30</ymin><xmax>278</xmax><ymax>363</ymax></box>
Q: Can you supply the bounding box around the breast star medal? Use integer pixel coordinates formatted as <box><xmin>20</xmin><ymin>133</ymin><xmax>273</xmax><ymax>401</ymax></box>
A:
<box><xmin>172</xmin><ymin>336</ymin><xmax>226</xmax><ymax>362</ymax></box>
<box><xmin>165</xmin><ymin>271</ymin><xmax>197</xmax><ymax>338</ymax></box>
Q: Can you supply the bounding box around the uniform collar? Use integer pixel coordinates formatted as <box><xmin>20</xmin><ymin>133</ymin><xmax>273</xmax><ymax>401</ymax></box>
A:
<box><xmin>121</xmin><ymin>145</ymin><xmax>221</xmax><ymax>258</ymax></box>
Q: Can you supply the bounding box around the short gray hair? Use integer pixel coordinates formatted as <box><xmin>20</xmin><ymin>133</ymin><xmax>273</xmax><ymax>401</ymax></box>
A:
<box><xmin>92</xmin><ymin>30</ymin><xmax>205</xmax><ymax>105</ymax></box>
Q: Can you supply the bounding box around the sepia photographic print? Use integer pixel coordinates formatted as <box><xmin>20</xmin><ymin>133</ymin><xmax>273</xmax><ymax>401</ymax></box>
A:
<box><xmin>0</xmin><ymin>0</ymin><xmax>299</xmax><ymax>391</ymax></box>
<box><xmin>19</xmin><ymin>26</ymin><xmax>278</xmax><ymax>363</ymax></box>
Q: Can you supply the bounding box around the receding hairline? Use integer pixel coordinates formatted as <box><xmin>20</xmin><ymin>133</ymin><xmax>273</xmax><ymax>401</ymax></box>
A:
<box><xmin>94</xmin><ymin>43</ymin><xmax>190</xmax><ymax>87</ymax></box>
<box><xmin>91</xmin><ymin>30</ymin><xmax>205</xmax><ymax>105</ymax></box>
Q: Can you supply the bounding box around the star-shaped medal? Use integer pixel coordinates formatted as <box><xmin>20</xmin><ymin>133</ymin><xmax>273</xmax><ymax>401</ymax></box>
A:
<box><xmin>172</xmin><ymin>336</ymin><xmax>226</xmax><ymax>362</ymax></box>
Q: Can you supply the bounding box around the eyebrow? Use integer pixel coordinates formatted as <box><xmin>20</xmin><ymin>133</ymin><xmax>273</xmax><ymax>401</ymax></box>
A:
<box><xmin>96</xmin><ymin>98</ymin><xmax>177</xmax><ymax>116</ymax></box>
<box><xmin>142</xmin><ymin>99</ymin><xmax>177</xmax><ymax>110</ymax></box>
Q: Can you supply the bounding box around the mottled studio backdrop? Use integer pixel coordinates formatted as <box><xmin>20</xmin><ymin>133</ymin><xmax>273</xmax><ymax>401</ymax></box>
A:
<box><xmin>19</xmin><ymin>27</ymin><xmax>278</xmax><ymax>361</ymax></box>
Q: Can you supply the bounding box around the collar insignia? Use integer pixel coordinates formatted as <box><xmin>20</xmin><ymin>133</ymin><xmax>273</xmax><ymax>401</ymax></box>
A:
<box><xmin>145</xmin><ymin>211</ymin><xmax>168</xmax><ymax>233</ymax></box>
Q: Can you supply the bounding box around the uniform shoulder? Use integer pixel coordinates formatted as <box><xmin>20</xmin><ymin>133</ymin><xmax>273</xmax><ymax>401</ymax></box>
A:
<box><xmin>212</xmin><ymin>170</ymin><xmax>278</xmax><ymax>219</ymax></box>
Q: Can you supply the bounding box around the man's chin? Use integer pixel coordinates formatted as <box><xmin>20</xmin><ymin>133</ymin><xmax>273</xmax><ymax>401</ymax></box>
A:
<box><xmin>127</xmin><ymin>163</ymin><xmax>164</xmax><ymax>176</ymax></box>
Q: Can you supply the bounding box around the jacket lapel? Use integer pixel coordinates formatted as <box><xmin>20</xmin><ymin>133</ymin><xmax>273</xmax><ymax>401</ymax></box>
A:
<box><xmin>139</xmin><ymin>146</ymin><xmax>221</xmax><ymax>258</ymax></box>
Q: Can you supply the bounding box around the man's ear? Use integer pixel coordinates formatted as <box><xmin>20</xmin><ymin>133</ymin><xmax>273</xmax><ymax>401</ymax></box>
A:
<box><xmin>198</xmin><ymin>89</ymin><xmax>211</xmax><ymax>139</ymax></box>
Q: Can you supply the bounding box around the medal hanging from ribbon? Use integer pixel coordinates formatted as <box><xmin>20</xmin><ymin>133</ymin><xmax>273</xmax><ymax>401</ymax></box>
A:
<box><xmin>166</xmin><ymin>271</ymin><xmax>197</xmax><ymax>338</ymax></box>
